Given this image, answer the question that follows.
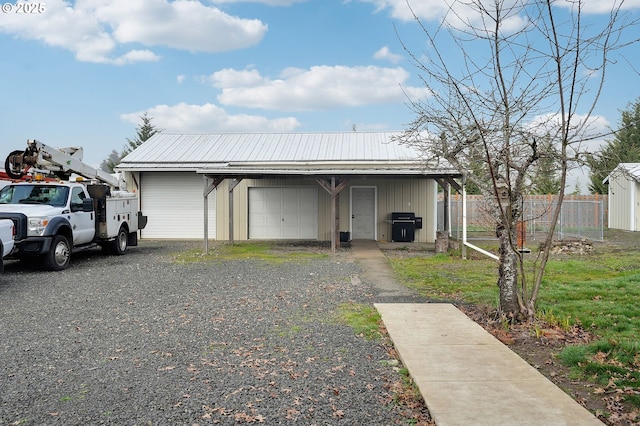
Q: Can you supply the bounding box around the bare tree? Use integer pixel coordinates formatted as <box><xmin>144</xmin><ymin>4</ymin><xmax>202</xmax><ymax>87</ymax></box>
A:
<box><xmin>399</xmin><ymin>0</ymin><xmax>637</xmax><ymax>320</ymax></box>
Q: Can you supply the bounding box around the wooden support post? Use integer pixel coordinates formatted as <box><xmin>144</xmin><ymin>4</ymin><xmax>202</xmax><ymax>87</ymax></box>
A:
<box><xmin>228</xmin><ymin>178</ymin><xmax>242</xmax><ymax>244</ymax></box>
<box><xmin>331</xmin><ymin>177</ymin><xmax>336</xmax><ymax>253</ymax></box>
<box><xmin>443</xmin><ymin>182</ymin><xmax>450</xmax><ymax>234</ymax></box>
<box><xmin>316</xmin><ymin>177</ymin><xmax>350</xmax><ymax>253</ymax></box>
<box><xmin>204</xmin><ymin>176</ymin><xmax>224</xmax><ymax>254</ymax></box>
<box><xmin>436</xmin><ymin>177</ymin><xmax>456</xmax><ymax>237</ymax></box>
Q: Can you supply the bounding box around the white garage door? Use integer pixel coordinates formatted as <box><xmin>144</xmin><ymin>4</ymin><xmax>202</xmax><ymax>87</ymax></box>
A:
<box><xmin>140</xmin><ymin>172</ymin><xmax>216</xmax><ymax>239</ymax></box>
<box><xmin>249</xmin><ymin>187</ymin><xmax>317</xmax><ymax>239</ymax></box>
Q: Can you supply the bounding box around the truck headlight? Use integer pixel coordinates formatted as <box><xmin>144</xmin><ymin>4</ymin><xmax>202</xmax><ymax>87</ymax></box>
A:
<box><xmin>28</xmin><ymin>217</ymin><xmax>49</xmax><ymax>237</ymax></box>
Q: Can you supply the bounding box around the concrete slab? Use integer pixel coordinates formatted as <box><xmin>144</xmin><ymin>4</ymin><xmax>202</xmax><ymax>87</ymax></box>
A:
<box><xmin>376</xmin><ymin>303</ymin><xmax>603</xmax><ymax>426</ymax></box>
<box><xmin>395</xmin><ymin>344</ymin><xmax>537</xmax><ymax>382</ymax></box>
<box><xmin>376</xmin><ymin>303</ymin><xmax>498</xmax><ymax>346</ymax></box>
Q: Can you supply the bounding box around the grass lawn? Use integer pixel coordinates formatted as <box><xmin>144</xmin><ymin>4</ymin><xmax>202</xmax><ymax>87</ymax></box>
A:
<box><xmin>173</xmin><ymin>241</ymin><xmax>329</xmax><ymax>264</ymax></box>
<box><xmin>388</xmin><ymin>244</ymin><xmax>640</xmax><ymax>408</ymax></box>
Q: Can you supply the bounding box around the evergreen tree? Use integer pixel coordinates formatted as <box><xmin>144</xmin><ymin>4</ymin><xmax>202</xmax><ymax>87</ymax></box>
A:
<box><xmin>123</xmin><ymin>112</ymin><xmax>161</xmax><ymax>157</ymax></box>
<box><xmin>571</xmin><ymin>182</ymin><xmax>583</xmax><ymax>195</ymax></box>
<box><xmin>587</xmin><ymin>99</ymin><xmax>640</xmax><ymax>194</ymax></box>
<box><xmin>462</xmin><ymin>143</ymin><xmax>485</xmax><ymax>195</ymax></box>
<box><xmin>101</xmin><ymin>113</ymin><xmax>162</xmax><ymax>173</ymax></box>
<box><xmin>100</xmin><ymin>149</ymin><xmax>122</xmax><ymax>174</ymax></box>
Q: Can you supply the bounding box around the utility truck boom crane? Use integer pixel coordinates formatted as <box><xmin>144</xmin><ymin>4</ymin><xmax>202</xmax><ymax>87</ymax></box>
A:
<box><xmin>5</xmin><ymin>139</ymin><xmax>124</xmax><ymax>189</ymax></box>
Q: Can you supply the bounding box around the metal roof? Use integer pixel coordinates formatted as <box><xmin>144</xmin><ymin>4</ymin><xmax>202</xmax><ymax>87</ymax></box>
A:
<box><xmin>604</xmin><ymin>163</ymin><xmax>640</xmax><ymax>184</ymax></box>
<box><xmin>117</xmin><ymin>132</ymin><xmax>460</xmax><ymax>176</ymax></box>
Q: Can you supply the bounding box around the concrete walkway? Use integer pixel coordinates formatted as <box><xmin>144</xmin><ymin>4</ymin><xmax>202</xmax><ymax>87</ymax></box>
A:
<box><xmin>350</xmin><ymin>240</ymin><xmax>602</xmax><ymax>426</ymax></box>
<box><xmin>349</xmin><ymin>240</ymin><xmax>425</xmax><ymax>303</ymax></box>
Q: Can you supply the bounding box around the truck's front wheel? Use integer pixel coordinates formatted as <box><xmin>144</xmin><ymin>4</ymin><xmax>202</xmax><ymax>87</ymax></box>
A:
<box><xmin>43</xmin><ymin>235</ymin><xmax>71</xmax><ymax>271</ymax></box>
<box><xmin>110</xmin><ymin>226</ymin><xmax>128</xmax><ymax>255</ymax></box>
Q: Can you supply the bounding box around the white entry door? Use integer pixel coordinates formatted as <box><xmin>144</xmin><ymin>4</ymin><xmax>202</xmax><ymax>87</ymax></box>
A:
<box><xmin>351</xmin><ymin>187</ymin><xmax>376</xmax><ymax>240</ymax></box>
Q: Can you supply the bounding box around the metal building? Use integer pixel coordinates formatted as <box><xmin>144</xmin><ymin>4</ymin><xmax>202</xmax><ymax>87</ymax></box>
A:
<box><xmin>117</xmin><ymin>132</ymin><xmax>461</xmax><ymax>247</ymax></box>
<box><xmin>605</xmin><ymin>163</ymin><xmax>640</xmax><ymax>232</ymax></box>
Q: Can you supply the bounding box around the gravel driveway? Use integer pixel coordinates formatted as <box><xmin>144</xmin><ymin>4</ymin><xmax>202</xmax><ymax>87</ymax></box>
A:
<box><xmin>0</xmin><ymin>241</ymin><xmax>426</xmax><ymax>425</ymax></box>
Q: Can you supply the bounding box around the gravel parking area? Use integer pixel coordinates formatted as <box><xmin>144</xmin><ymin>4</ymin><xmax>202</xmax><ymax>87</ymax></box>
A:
<box><xmin>0</xmin><ymin>241</ymin><xmax>426</xmax><ymax>425</ymax></box>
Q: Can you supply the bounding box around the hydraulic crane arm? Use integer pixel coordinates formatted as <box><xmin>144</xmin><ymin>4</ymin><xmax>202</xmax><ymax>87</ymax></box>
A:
<box><xmin>5</xmin><ymin>139</ymin><xmax>124</xmax><ymax>189</ymax></box>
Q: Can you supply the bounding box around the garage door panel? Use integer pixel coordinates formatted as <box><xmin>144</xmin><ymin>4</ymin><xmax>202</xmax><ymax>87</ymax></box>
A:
<box><xmin>249</xmin><ymin>187</ymin><xmax>317</xmax><ymax>239</ymax></box>
<box><xmin>141</xmin><ymin>172</ymin><xmax>215</xmax><ymax>239</ymax></box>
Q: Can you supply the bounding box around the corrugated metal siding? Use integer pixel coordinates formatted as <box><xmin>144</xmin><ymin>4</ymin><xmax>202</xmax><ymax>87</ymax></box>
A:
<box><xmin>334</xmin><ymin>178</ymin><xmax>436</xmax><ymax>243</ymax></box>
<box><xmin>608</xmin><ymin>172</ymin><xmax>634</xmax><ymax>231</ymax></box>
<box><xmin>213</xmin><ymin>177</ymin><xmax>436</xmax><ymax>242</ymax></box>
<box><xmin>375</xmin><ymin>179</ymin><xmax>436</xmax><ymax>243</ymax></box>
<box><xmin>136</xmin><ymin>172</ymin><xmax>436</xmax><ymax>242</ymax></box>
<box><xmin>636</xmin><ymin>182</ymin><xmax>640</xmax><ymax>232</ymax></box>
<box><xmin>606</xmin><ymin>163</ymin><xmax>640</xmax><ymax>232</ymax></box>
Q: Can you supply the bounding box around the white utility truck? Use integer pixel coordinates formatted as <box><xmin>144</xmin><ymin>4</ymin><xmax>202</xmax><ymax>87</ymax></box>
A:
<box><xmin>0</xmin><ymin>218</ymin><xmax>15</xmax><ymax>273</ymax></box>
<box><xmin>0</xmin><ymin>140</ymin><xmax>147</xmax><ymax>271</ymax></box>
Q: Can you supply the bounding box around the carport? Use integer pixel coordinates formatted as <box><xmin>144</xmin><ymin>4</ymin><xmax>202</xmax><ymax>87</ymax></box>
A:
<box><xmin>198</xmin><ymin>162</ymin><xmax>462</xmax><ymax>253</ymax></box>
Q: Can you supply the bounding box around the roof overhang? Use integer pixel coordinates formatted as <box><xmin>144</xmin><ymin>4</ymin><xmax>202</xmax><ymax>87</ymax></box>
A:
<box><xmin>194</xmin><ymin>161</ymin><xmax>462</xmax><ymax>179</ymax></box>
<box><xmin>117</xmin><ymin>161</ymin><xmax>463</xmax><ymax>179</ymax></box>
<box><xmin>116</xmin><ymin>163</ymin><xmax>222</xmax><ymax>172</ymax></box>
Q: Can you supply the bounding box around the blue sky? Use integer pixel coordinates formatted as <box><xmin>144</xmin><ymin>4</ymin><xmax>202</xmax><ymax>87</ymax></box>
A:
<box><xmin>1</xmin><ymin>0</ymin><xmax>639</xmax><ymax>191</ymax></box>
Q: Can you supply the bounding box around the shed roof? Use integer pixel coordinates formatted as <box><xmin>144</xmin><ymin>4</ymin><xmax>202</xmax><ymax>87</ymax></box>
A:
<box><xmin>603</xmin><ymin>163</ymin><xmax>640</xmax><ymax>184</ymax></box>
<box><xmin>117</xmin><ymin>132</ymin><xmax>460</xmax><ymax>178</ymax></box>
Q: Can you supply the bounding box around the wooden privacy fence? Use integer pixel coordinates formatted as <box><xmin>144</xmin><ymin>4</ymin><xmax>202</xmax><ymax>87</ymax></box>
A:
<box><xmin>438</xmin><ymin>194</ymin><xmax>608</xmax><ymax>242</ymax></box>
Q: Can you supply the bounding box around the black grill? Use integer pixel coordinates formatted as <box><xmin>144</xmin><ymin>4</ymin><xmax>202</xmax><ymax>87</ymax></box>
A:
<box><xmin>391</xmin><ymin>212</ymin><xmax>416</xmax><ymax>242</ymax></box>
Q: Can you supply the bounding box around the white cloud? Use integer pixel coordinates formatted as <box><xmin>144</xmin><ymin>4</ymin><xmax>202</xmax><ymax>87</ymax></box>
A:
<box><xmin>554</xmin><ymin>0</ymin><xmax>640</xmax><ymax>14</ymax></box>
<box><xmin>0</xmin><ymin>0</ymin><xmax>267</xmax><ymax>64</ymax></box>
<box><xmin>209</xmin><ymin>68</ymin><xmax>266</xmax><ymax>89</ymax></box>
<box><xmin>527</xmin><ymin>113</ymin><xmax>611</xmax><ymax>155</ymax></box>
<box><xmin>373</xmin><ymin>46</ymin><xmax>402</xmax><ymax>64</ymax></box>
<box><xmin>209</xmin><ymin>0</ymin><xmax>307</xmax><ymax>5</ymax></box>
<box><xmin>121</xmin><ymin>103</ymin><xmax>301</xmax><ymax>133</ymax></box>
<box><xmin>177</xmin><ymin>75</ymin><xmax>186</xmax><ymax>84</ymax></box>
<box><xmin>113</xmin><ymin>49</ymin><xmax>161</xmax><ymax>65</ymax></box>
<box><xmin>358</xmin><ymin>0</ymin><xmax>532</xmax><ymax>34</ymax></box>
<box><xmin>93</xmin><ymin>0</ymin><xmax>266</xmax><ymax>53</ymax></box>
<box><xmin>209</xmin><ymin>65</ymin><xmax>430</xmax><ymax>111</ymax></box>
<box><xmin>357</xmin><ymin>0</ymin><xmax>640</xmax><ymax>24</ymax></box>
<box><xmin>357</xmin><ymin>0</ymin><xmax>459</xmax><ymax>22</ymax></box>
<box><xmin>0</xmin><ymin>0</ymin><xmax>113</xmax><ymax>62</ymax></box>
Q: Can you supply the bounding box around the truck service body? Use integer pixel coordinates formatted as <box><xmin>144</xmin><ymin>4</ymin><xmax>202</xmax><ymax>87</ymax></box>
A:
<box><xmin>0</xmin><ymin>140</ymin><xmax>147</xmax><ymax>271</ymax></box>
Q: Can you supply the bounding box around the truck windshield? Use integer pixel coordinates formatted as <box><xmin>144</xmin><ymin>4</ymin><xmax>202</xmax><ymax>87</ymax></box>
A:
<box><xmin>0</xmin><ymin>185</ymin><xmax>70</xmax><ymax>207</ymax></box>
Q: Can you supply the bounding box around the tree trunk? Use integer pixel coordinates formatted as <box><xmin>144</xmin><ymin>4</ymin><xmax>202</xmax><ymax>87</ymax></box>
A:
<box><xmin>496</xmin><ymin>225</ymin><xmax>521</xmax><ymax>319</ymax></box>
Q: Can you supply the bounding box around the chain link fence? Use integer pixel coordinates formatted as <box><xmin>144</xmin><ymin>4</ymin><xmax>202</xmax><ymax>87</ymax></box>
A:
<box><xmin>438</xmin><ymin>195</ymin><xmax>607</xmax><ymax>243</ymax></box>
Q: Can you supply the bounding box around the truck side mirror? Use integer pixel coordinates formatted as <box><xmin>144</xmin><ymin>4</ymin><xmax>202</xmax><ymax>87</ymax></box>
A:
<box><xmin>71</xmin><ymin>198</ymin><xmax>95</xmax><ymax>213</ymax></box>
<box><xmin>82</xmin><ymin>198</ymin><xmax>95</xmax><ymax>212</ymax></box>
